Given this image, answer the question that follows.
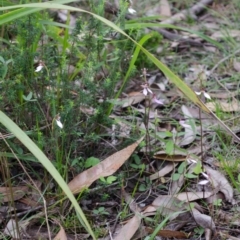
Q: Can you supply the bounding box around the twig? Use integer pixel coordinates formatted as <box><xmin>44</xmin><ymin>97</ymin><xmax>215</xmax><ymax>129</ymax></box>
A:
<box><xmin>159</xmin><ymin>0</ymin><xmax>213</xmax><ymax>25</ymax></box>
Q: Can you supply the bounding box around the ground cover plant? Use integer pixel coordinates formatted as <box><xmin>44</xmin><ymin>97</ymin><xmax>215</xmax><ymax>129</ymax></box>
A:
<box><xmin>1</xmin><ymin>0</ymin><xmax>240</xmax><ymax>239</ymax></box>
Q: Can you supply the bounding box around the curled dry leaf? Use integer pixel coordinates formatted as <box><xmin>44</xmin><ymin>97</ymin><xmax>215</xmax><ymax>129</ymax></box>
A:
<box><xmin>153</xmin><ymin>150</ymin><xmax>187</xmax><ymax>162</ymax></box>
<box><xmin>0</xmin><ymin>186</ymin><xmax>28</xmax><ymax>203</ymax></box>
<box><xmin>68</xmin><ymin>136</ymin><xmax>144</xmax><ymax>194</ymax></box>
<box><xmin>150</xmin><ymin>162</ymin><xmax>176</xmax><ymax>181</ymax></box>
<box><xmin>204</xmin><ymin>165</ymin><xmax>234</xmax><ymax>204</ymax></box>
<box><xmin>114</xmin><ymin>214</ymin><xmax>142</xmax><ymax>240</ymax></box>
<box><xmin>54</xmin><ymin>225</ymin><xmax>67</xmax><ymax>240</ymax></box>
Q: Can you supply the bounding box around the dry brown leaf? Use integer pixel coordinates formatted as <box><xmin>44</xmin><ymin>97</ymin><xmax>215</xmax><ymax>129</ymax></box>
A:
<box><xmin>114</xmin><ymin>214</ymin><xmax>142</xmax><ymax>240</ymax></box>
<box><xmin>205</xmin><ymin>228</ymin><xmax>212</xmax><ymax>240</ymax></box>
<box><xmin>160</xmin><ymin>0</ymin><xmax>172</xmax><ymax>17</ymax></box>
<box><xmin>54</xmin><ymin>225</ymin><xmax>67</xmax><ymax>240</ymax></box>
<box><xmin>178</xmin><ymin>105</ymin><xmax>197</xmax><ymax>146</ymax></box>
<box><xmin>68</xmin><ymin>137</ymin><xmax>144</xmax><ymax>194</ymax></box>
<box><xmin>122</xmin><ymin>92</ymin><xmax>145</xmax><ymax>108</ymax></box>
<box><xmin>143</xmin><ymin>195</ymin><xmax>186</xmax><ymax>220</ymax></box>
<box><xmin>150</xmin><ymin>162</ymin><xmax>176</xmax><ymax>181</ymax></box>
<box><xmin>204</xmin><ymin>165</ymin><xmax>234</xmax><ymax>204</ymax></box>
<box><xmin>209</xmin><ymin>91</ymin><xmax>238</xmax><ymax>99</ymax></box>
<box><xmin>121</xmin><ymin>187</ymin><xmax>141</xmax><ymax>213</ymax></box>
<box><xmin>169</xmin><ymin>174</ymin><xmax>185</xmax><ymax>195</ymax></box>
<box><xmin>176</xmin><ymin>191</ymin><xmax>213</xmax><ymax>202</ymax></box>
<box><xmin>3</xmin><ymin>219</ymin><xmax>21</xmax><ymax>239</ymax></box>
<box><xmin>192</xmin><ymin>208</ymin><xmax>216</xmax><ymax>232</ymax></box>
<box><xmin>0</xmin><ymin>186</ymin><xmax>28</xmax><ymax>203</ymax></box>
<box><xmin>206</xmin><ymin>100</ymin><xmax>240</xmax><ymax>112</ymax></box>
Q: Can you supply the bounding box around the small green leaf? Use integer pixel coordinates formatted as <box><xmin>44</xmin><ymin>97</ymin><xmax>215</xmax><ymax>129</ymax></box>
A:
<box><xmin>133</xmin><ymin>154</ymin><xmax>141</xmax><ymax>164</ymax></box>
<box><xmin>165</xmin><ymin>140</ymin><xmax>174</xmax><ymax>155</ymax></box>
<box><xmin>184</xmin><ymin>173</ymin><xmax>198</xmax><ymax>179</ymax></box>
<box><xmin>93</xmin><ymin>209</ymin><xmax>99</xmax><ymax>215</ymax></box>
<box><xmin>193</xmin><ymin>161</ymin><xmax>202</xmax><ymax>175</ymax></box>
<box><xmin>106</xmin><ymin>176</ymin><xmax>117</xmax><ymax>184</ymax></box>
<box><xmin>186</xmin><ymin>202</ymin><xmax>195</xmax><ymax>211</ymax></box>
<box><xmin>139</xmin><ymin>183</ymin><xmax>146</xmax><ymax>192</ymax></box>
<box><xmin>172</xmin><ymin>173</ymin><xmax>180</xmax><ymax>181</ymax></box>
<box><xmin>99</xmin><ymin>177</ymin><xmax>106</xmax><ymax>183</ymax></box>
<box><xmin>213</xmin><ymin>199</ymin><xmax>222</xmax><ymax>206</ymax></box>
<box><xmin>178</xmin><ymin>162</ymin><xmax>186</xmax><ymax>174</ymax></box>
<box><xmin>130</xmin><ymin>163</ymin><xmax>139</xmax><ymax>169</ymax></box>
<box><xmin>84</xmin><ymin>157</ymin><xmax>100</xmax><ymax>168</ymax></box>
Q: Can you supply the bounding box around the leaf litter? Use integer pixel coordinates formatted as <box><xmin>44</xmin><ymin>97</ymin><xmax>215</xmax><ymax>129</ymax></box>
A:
<box><xmin>3</xmin><ymin>0</ymin><xmax>240</xmax><ymax>239</ymax></box>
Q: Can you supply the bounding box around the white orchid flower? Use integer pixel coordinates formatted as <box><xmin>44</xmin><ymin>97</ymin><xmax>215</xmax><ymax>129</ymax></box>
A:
<box><xmin>35</xmin><ymin>65</ymin><xmax>43</xmax><ymax>72</ymax></box>
<box><xmin>198</xmin><ymin>180</ymin><xmax>209</xmax><ymax>185</ymax></box>
<box><xmin>35</xmin><ymin>61</ymin><xmax>44</xmax><ymax>72</ymax></box>
<box><xmin>198</xmin><ymin>172</ymin><xmax>210</xmax><ymax>185</ymax></box>
<box><xmin>141</xmin><ymin>83</ymin><xmax>152</xmax><ymax>96</ymax></box>
<box><xmin>55</xmin><ymin>116</ymin><xmax>63</xmax><ymax>129</ymax></box>
<box><xmin>128</xmin><ymin>7</ymin><xmax>136</xmax><ymax>14</ymax></box>
<box><xmin>195</xmin><ymin>91</ymin><xmax>211</xmax><ymax>100</ymax></box>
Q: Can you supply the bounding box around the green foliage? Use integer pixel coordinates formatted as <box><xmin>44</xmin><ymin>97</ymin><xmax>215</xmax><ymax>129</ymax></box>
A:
<box><xmin>99</xmin><ymin>176</ymin><xmax>117</xmax><ymax>184</ymax></box>
<box><xmin>1</xmin><ymin>1</ymin><xmax>239</xmax><ymax>239</ymax></box>
<box><xmin>172</xmin><ymin>161</ymin><xmax>199</xmax><ymax>181</ymax></box>
<box><xmin>85</xmin><ymin>157</ymin><xmax>100</xmax><ymax>168</ymax></box>
<box><xmin>93</xmin><ymin>206</ymin><xmax>109</xmax><ymax>216</ymax></box>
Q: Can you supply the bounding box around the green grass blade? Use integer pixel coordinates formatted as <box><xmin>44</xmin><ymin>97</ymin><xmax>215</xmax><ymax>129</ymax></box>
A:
<box><xmin>0</xmin><ymin>111</ymin><xmax>96</xmax><ymax>240</ymax></box>
<box><xmin>106</xmin><ymin>32</ymin><xmax>153</xmax><ymax>115</ymax></box>
<box><xmin>0</xmin><ymin>0</ymin><xmax>77</xmax><ymax>24</ymax></box>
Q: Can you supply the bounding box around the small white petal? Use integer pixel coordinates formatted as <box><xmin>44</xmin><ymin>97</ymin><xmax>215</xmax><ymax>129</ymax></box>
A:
<box><xmin>153</xmin><ymin>96</ymin><xmax>164</xmax><ymax>105</ymax></box>
<box><xmin>198</xmin><ymin>180</ymin><xmax>209</xmax><ymax>185</ymax></box>
<box><xmin>195</xmin><ymin>91</ymin><xmax>201</xmax><ymax>95</ymax></box>
<box><xmin>187</xmin><ymin>158</ymin><xmax>197</xmax><ymax>164</ymax></box>
<box><xmin>201</xmin><ymin>172</ymin><xmax>209</xmax><ymax>179</ymax></box>
<box><xmin>143</xmin><ymin>88</ymin><xmax>148</xmax><ymax>96</ymax></box>
<box><xmin>35</xmin><ymin>65</ymin><xmax>43</xmax><ymax>72</ymax></box>
<box><xmin>56</xmin><ymin>119</ymin><xmax>63</xmax><ymax>129</ymax></box>
<box><xmin>203</xmin><ymin>92</ymin><xmax>211</xmax><ymax>100</ymax></box>
<box><xmin>147</xmin><ymin>88</ymin><xmax>153</xmax><ymax>94</ymax></box>
<box><xmin>128</xmin><ymin>7</ymin><xmax>136</xmax><ymax>14</ymax></box>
